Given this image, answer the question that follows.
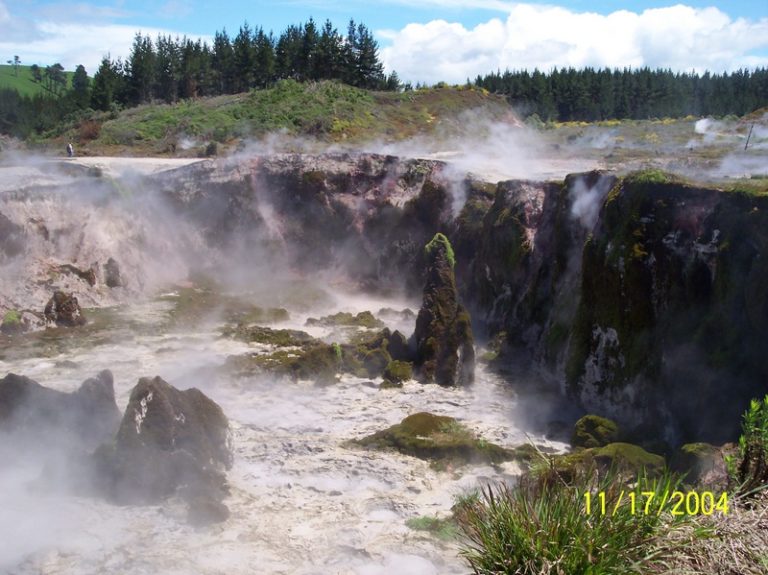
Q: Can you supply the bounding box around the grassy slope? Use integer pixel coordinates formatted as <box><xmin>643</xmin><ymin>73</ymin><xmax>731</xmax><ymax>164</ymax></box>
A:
<box><xmin>52</xmin><ymin>80</ymin><xmax>512</xmax><ymax>155</ymax></box>
<box><xmin>0</xmin><ymin>64</ymin><xmax>75</xmax><ymax>97</ymax></box>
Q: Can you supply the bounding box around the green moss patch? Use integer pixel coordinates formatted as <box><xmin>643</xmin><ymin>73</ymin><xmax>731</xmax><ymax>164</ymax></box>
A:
<box><xmin>305</xmin><ymin>311</ymin><xmax>384</xmax><ymax>329</ymax></box>
<box><xmin>224</xmin><ymin>325</ymin><xmax>314</xmax><ymax>347</ymax></box>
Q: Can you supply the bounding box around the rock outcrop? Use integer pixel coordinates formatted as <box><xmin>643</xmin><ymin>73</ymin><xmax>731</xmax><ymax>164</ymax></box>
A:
<box><xmin>0</xmin><ymin>370</ymin><xmax>121</xmax><ymax>448</ymax></box>
<box><xmin>44</xmin><ymin>290</ymin><xmax>87</xmax><ymax>327</ymax></box>
<box><xmin>93</xmin><ymin>376</ymin><xmax>233</xmax><ymax>522</ymax></box>
<box><xmin>0</xmin><ymin>211</ymin><xmax>25</xmax><ymax>259</ymax></box>
<box><xmin>104</xmin><ymin>257</ymin><xmax>122</xmax><ymax>288</ymax></box>
<box><xmin>412</xmin><ymin>233</ymin><xmax>475</xmax><ymax>386</ymax></box>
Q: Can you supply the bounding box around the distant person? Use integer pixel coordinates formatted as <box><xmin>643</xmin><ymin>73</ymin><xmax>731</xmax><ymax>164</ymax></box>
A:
<box><xmin>66</xmin><ymin>142</ymin><xmax>74</xmax><ymax>158</ymax></box>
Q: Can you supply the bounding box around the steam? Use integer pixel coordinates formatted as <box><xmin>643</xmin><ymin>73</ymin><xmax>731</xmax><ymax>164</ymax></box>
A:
<box><xmin>569</xmin><ymin>173</ymin><xmax>614</xmax><ymax>230</ymax></box>
<box><xmin>0</xmin><ymin>153</ymin><xmax>217</xmax><ymax>315</ymax></box>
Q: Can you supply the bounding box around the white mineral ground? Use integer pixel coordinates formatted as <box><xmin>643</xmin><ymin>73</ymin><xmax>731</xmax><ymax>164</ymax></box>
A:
<box><xmin>0</xmin><ymin>155</ymin><xmax>568</xmax><ymax>575</ymax></box>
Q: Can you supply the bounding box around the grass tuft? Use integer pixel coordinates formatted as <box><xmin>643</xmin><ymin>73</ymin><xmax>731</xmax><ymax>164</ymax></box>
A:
<box><xmin>455</xmin><ymin>463</ymin><xmax>698</xmax><ymax>574</ymax></box>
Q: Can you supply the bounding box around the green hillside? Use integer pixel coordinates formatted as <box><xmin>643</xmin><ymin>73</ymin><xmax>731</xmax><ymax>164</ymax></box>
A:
<box><xmin>51</xmin><ymin>80</ymin><xmax>514</xmax><ymax>155</ymax></box>
<box><xmin>0</xmin><ymin>64</ymin><xmax>76</xmax><ymax>97</ymax></box>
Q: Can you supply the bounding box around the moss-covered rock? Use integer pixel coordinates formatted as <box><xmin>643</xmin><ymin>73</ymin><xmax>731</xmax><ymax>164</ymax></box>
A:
<box><xmin>383</xmin><ymin>360</ymin><xmax>413</xmax><ymax>385</ymax></box>
<box><xmin>353</xmin><ymin>412</ymin><xmax>511</xmax><ymax>465</ymax></box>
<box><xmin>592</xmin><ymin>443</ymin><xmax>665</xmax><ymax>474</ymax></box>
<box><xmin>305</xmin><ymin>311</ymin><xmax>384</xmax><ymax>329</ymax></box>
<box><xmin>571</xmin><ymin>415</ymin><xmax>621</xmax><ymax>449</ymax></box>
<box><xmin>412</xmin><ymin>234</ymin><xmax>475</xmax><ymax>386</ymax></box>
<box><xmin>551</xmin><ymin>441</ymin><xmax>665</xmax><ymax>481</ymax></box>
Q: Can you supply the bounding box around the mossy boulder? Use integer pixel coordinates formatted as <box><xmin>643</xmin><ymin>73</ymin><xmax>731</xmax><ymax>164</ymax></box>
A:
<box><xmin>593</xmin><ymin>443</ymin><xmax>665</xmax><ymax>474</ymax></box>
<box><xmin>305</xmin><ymin>311</ymin><xmax>384</xmax><ymax>329</ymax></box>
<box><xmin>670</xmin><ymin>442</ymin><xmax>725</xmax><ymax>487</ymax></box>
<box><xmin>383</xmin><ymin>360</ymin><xmax>413</xmax><ymax>386</ymax></box>
<box><xmin>572</xmin><ymin>415</ymin><xmax>621</xmax><ymax>449</ymax></box>
<box><xmin>412</xmin><ymin>234</ymin><xmax>475</xmax><ymax>386</ymax></box>
<box><xmin>353</xmin><ymin>412</ymin><xmax>511</xmax><ymax>465</ymax></box>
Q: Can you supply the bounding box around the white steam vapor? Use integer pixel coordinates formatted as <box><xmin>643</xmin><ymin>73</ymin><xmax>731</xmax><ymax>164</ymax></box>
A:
<box><xmin>569</xmin><ymin>174</ymin><xmax>614</xmax><ymax>230</ymax></box>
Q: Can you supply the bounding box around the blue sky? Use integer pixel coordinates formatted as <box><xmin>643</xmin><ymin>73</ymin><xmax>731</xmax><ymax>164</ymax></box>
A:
<box><xmin>1</xmin><ymin>0</ymin><xmax>767</xmax><ymax>83</ymax></box>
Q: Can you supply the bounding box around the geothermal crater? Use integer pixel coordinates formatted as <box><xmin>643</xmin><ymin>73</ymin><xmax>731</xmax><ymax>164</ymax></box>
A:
<box><xmin>0</xmin><ymin>151</ymin><xmax>766</xmax><ymax>573</ymax></box>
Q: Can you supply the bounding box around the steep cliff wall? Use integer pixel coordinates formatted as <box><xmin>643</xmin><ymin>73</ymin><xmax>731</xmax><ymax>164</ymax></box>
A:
<box><xmin>460</xmin><ymin>170</ymin><xmax>768</xmax><ymax>444</ymax></box>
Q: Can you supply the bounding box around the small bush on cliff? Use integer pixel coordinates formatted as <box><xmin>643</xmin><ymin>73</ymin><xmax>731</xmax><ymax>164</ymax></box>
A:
<box><xmin>456</xmin><ymin>464</ymin><xmax>694</xmax><ymax>575</ymax></box>
<box><xmin>727</xmin><ymin>394</ymin><xmax>768</xmax><ymax>495</ymax></box>
<box><xmin>424</xmin><ymin>232</ymin><xmax>455</xmax><ymax>268</ymax></box>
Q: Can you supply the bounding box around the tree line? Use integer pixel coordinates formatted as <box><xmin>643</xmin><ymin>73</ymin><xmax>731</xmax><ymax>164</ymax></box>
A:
<box><xmin>0</xmin><ymin>17</ymin><xmax>395</xmax><ymax>138</ymax></box>
<box><xmin>90</xmin><ymin>18</ymin><xmax>397</xmax><ymax>110</ymax></box>
<box><xmin>0</xmin><ymin>64</ymin><xmax>90</xmax><ymax>137</ymax></box>
<box><xmin>474</xmin><ymin>67</ymin><xmax>768</xmax><ymax>121</ymax></box>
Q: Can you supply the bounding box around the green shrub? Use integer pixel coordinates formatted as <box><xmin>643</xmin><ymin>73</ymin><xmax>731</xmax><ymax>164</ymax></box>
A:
<box><xmin>456</xmin><ymin>464</ymin><xmax>694</xmax><ymax>574</ymax></box>
<box><xmin>727</xmin><ymin>395</ymin><xmax>768</xmax><ymax>496</ymax></box>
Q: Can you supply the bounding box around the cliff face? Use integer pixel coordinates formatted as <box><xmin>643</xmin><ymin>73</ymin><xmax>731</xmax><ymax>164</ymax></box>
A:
<box><xmin>460</xmin><ymin>170</ymin><xmax>768</xmax><ymax>443</ymax></box>
<box><xmin>155</xmin><ymin>153</ymin><xmax>457</xmax><ymax>292</ymax></box>
<box><xmin>566</xmin><ymin>176</ymin><xmax>768</xmax><ymax>443</ymax></box>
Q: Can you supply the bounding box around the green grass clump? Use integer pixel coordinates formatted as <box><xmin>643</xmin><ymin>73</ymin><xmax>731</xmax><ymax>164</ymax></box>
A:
<box><xmin>456</xmin><ymin>465</ymin><xmax>697</xmax><ymax>575</ymax></box>
<box><xmin>424</xmin><ymin>232</ymin><xmax>456</xmax><ymax>268</ymax></box>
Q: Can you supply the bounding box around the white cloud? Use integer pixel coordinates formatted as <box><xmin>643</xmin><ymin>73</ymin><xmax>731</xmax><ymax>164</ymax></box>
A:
<box><xmin>0</xmin><ymin>1</ymin><xmax>209</xmax><ymax>74</ymax></box>
<box><xmin>380</xmin><ymin>3</ymin><xmax>768</xmax><ymax>84</ymax></box>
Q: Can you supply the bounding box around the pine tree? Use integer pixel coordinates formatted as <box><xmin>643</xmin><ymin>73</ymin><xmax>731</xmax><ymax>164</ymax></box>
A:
<box><xmin>71</xmin><ymin>64</ymin><xmax>90</xmax><ymax>109</ymax></box>
<box><xmin>126</xmin><ymin>33</ymin><xmax>156</xmax><ymax>105</ymax></box>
